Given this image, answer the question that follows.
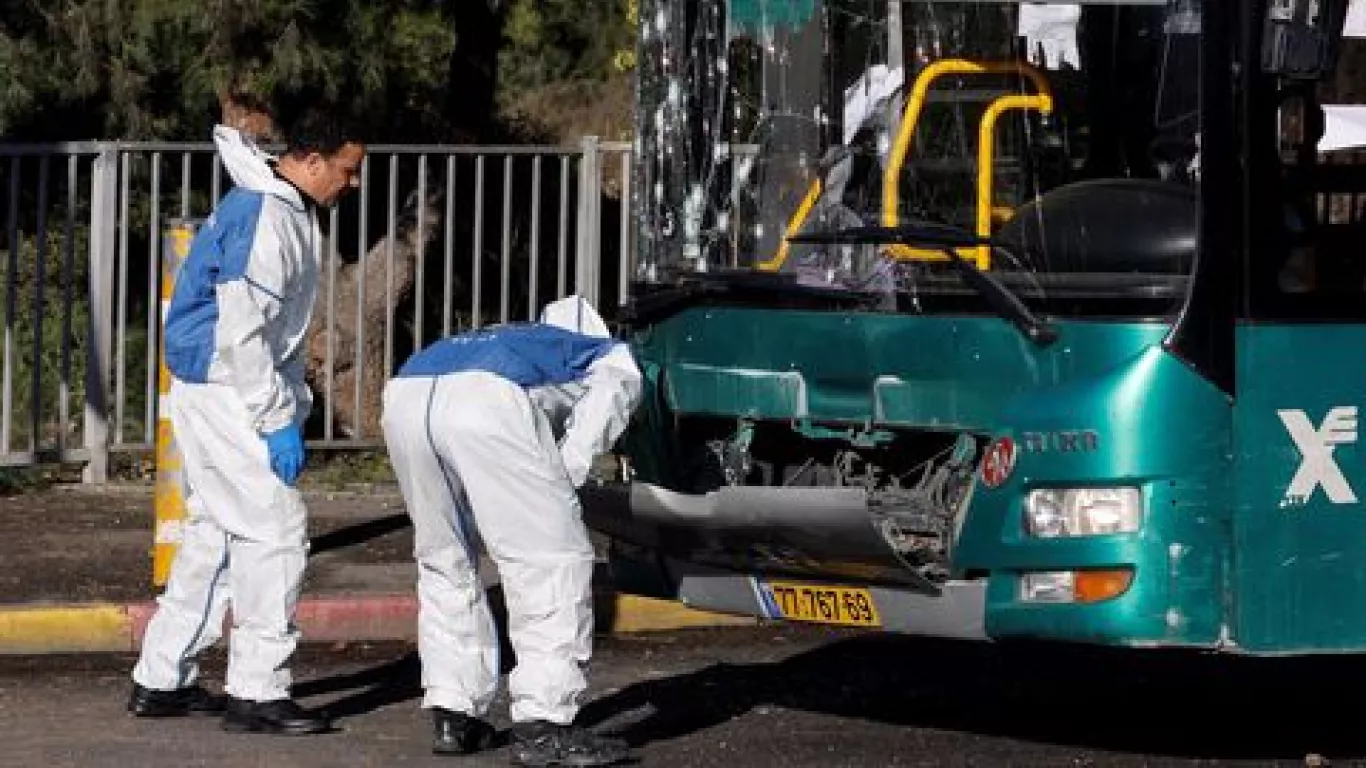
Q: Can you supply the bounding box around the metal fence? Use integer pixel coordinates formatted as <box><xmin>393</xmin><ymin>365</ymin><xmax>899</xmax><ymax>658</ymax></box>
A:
<box><xmin>0</xmin><ymin>137</ymin><xmax>635</xmax><ymax>482</ymax></box>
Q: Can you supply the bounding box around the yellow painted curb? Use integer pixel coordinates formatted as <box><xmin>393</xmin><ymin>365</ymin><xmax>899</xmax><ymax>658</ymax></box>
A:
<box><xmin>606</xmin><ymin>594</ymin><xmax>757</xmax><ymax>633</ymax></box>
<box><xmin>0</xmin><ymin>592</ymin><xmax>756</xmax><ymax>655</ymax></box>
<box><xmin>0</xmin><ymin>605</ymin><xmax>132</xmax><ymax>654</ymax></box>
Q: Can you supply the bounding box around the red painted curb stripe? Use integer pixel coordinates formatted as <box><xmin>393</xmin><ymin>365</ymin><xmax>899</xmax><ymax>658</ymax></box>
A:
<box><xmin>123</xmin><ymin>593</ymin><xmax>421</xmax><ymax>647</ymax></box>
<box><xmin>293</xmin><ymin>593</ymin><xmax>419</xmax><ymax>643</ymax></box>
<box><xmin>126</xmin><ymin>602</ymin><xmax>157</xmax><ymax>651</ymax></box>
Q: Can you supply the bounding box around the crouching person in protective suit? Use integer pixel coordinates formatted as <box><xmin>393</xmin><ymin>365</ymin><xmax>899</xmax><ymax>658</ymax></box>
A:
<box><xmin>381</xmin><ymin>296</ymin><xmax>641</xmax><ymax>766</ymax></box>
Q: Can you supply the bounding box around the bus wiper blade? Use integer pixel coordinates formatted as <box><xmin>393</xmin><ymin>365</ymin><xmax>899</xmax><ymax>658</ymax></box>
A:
<box><xmin>788</xmin><ymin>225</ymin><xmax>1059</xmax><ymax>347</ymax></box>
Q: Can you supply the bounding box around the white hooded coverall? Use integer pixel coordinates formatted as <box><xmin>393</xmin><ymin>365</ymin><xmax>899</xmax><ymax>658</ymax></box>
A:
<box><xmin>381</xmin><ymin>297</ymin><xmax>642</xmax><ymax>724</ymax></box>
<box><xmin>132</xmin><ymin>126</ymin><xmax>321</xmax><ymax>702</ymax></box>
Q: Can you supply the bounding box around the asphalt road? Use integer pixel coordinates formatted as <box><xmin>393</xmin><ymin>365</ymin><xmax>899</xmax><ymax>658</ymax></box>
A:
<box><xmin>1</xmin><ymin>623</ymin><xmax>1363</xmax><ymax>767</ymax></box>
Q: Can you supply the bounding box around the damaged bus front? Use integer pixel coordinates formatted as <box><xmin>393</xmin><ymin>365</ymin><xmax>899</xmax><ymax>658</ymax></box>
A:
<box><xmin>590</xmin><ymin>0</ymin><xmax>1366</xmax><ymax>653</ymax></box>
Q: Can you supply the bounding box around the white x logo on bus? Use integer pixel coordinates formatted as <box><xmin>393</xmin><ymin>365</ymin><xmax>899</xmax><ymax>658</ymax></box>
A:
<box><xmin>1278</xmin><ymin>406</ymin><xmax>1359</xmax><ymax>507</ymax></box>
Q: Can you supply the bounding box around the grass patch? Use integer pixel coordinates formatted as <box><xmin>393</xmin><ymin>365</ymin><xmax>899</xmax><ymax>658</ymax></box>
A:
<box><xmin>301</xmin><ymin>450</ymin><xmax>396</xmax><ymax>491</ymax></box>
<box><xmin>0</xmin><ymin>467</ymin><xmax>60</xmax><ymax>496</ymax></box>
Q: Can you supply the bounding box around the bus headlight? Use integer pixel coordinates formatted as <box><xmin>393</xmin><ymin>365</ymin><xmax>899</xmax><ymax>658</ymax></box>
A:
<box><xmin>1024</xmin><ymin>487</ymin><xmax>1142</xmax><ymax>538</ymax></box>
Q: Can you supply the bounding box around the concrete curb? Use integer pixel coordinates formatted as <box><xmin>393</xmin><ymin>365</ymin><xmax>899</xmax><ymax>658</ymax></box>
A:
<box><xmin>0</xmin><ymin>593</ymin><xmax>756</xmax><ymax>655</ymax></box>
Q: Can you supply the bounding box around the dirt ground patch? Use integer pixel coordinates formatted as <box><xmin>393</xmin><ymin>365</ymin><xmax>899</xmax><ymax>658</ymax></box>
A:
<box><xmin>0</xmin><ymin>483</ymin><xmax>414</xmax><ymax>604</ymax></box>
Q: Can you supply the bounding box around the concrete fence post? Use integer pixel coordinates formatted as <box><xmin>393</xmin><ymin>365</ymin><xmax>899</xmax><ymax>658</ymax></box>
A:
<box><xmin>82</xmin><ymin>146</ymin><xmax>117</xmax><ymax>484</ymax></box>
<box><xmin>575</xmin><ymin>136</ymin><xmax>602</xmax><ymax>307</ymax></box>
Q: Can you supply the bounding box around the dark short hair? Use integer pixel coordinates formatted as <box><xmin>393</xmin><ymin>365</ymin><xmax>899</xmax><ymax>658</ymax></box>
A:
<box><xmin>282</xmin><ymin>109</ymin><xmax>363</xmax><ymax>158</ymax></box>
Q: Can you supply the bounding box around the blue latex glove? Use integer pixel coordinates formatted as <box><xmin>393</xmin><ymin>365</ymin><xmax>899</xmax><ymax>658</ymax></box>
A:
<box><xmin>263</xmin><ymin>424</ymin><xmax>305</xmax><ymax>486</ymax></box>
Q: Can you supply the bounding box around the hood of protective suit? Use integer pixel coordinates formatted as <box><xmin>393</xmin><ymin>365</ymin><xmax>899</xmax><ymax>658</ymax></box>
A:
<box><xmin>212</xmin><ymin>125</ymin><xmax>306</xmax><ymax>210</ymax></box>
<box><xmin>539</xmin><ymin>295</ymin><xmax>611</xmax><ymax>339</ymax></box>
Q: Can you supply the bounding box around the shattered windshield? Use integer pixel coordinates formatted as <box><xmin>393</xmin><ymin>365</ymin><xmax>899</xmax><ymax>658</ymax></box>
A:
<box><xmin>634</xmin><ymin>0</ymin><xmax>1202</xmax><ymax>316</ymax></box>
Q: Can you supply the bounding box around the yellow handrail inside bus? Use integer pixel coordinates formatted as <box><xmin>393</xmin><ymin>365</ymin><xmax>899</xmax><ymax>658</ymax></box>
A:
<box><xmin>881</xmin><ymin>59</ymin><xmax>1052</xmax><ymax>268</ymax></box>
<box><xmin>757</xmin><ymin>178</ymin><xmax>824</xmax><ymax>271</ymax></box>
<box><xmin>759</xmin><ymin>58</ymin><xmax>1052</xmax><ymax>273</ymax></box>
<box><xmin>973</xmin><ymin>92</ymin><xmax>1053</xmax><ymax>268</ymax></box>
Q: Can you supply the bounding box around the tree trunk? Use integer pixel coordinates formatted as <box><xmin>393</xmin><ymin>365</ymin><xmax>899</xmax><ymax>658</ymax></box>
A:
<box><xmin>305</xmin><ymin>186</ymin><xmax>442</xmax><ymax>440</ymax></box>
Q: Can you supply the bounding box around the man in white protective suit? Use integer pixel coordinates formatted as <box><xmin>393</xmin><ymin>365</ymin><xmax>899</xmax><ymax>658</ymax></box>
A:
<box><xmin>381</xmin><ymin>295</ymin><xmax>642</xmax><ymax>766</ymax></box>
<box><xmin>127</xmin><ymin>112</ymin><xmax>364</xmax><ymax>735</ymax></box>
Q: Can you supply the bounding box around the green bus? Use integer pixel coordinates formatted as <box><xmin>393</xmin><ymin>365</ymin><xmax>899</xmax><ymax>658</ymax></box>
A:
<box><xmin>588</xmin><ymin>0</ymin><xmax>1366</xmax><ymax>654</ymax></box>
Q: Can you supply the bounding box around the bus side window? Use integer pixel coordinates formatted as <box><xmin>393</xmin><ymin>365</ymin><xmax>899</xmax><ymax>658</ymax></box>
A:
<box><xmin>1274</xmin><ymin>36</ymin><xmax>1366</xmax><ymax>305</ymax></box>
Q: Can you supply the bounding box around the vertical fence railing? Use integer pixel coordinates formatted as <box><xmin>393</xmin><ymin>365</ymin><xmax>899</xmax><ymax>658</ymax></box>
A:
<box><xmin>471</xmin><ymin>155</ymin><xmax>485</xmax><ymax>329</ymax></box>
<box><xmin>59</xmin><ymin>156</ymin><xmax>78</xmax><ymax>459</ymax></box>
<box><xmin>2</xmin><ymin>158</ymin><xmax>17</xmax><ymax>458</ymax></box>
<box><xmin>323</xmin><ymin>204</ymin><xmax>339</xmax><ymax>445</ymax></box>
<box><xmin>30</xmin><ymin>157</ymin><xmax>49</xmax><ymax>458</ymax></box>
<box><xmin>145</xmin><ymin>154</ymin><xmax>162</xmax><ymax>447</ymax></box>
<box><xmin>2</xmin><ymin>158</ymin><xmax>18</xmax><ymax>458</ymax></box>
<box><xmin>0</xmin><ymin>138</ymin><xmax>635</xmax><ymax>477</ymax></box>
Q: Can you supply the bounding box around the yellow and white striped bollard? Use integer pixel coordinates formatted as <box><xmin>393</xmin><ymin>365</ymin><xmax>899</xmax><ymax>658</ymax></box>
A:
<box><xmin>152</xmin><ymin>220</ymin><xmax>198</xmax><ymax>587</ymax></box>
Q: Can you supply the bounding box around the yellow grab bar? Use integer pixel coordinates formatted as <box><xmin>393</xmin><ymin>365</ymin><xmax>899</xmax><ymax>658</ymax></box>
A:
<box><xmin>757</xmin><ymin>178</ymin><xmax>824</xmax><ymax>272</ymax></box>
<box><xmin>973</xmin><ymin>92</ymin><xmax>1053</xmax><ymax>269</ymax></box>
<box><xmin>760</xmin><ymin>59</ymin><xmax>1052</xmax><ymax>273</ymax></box>
<box><xmin>881</xmin><ymin>59</ymin><xmax>1052</xmax><ymax>266</ymax></box>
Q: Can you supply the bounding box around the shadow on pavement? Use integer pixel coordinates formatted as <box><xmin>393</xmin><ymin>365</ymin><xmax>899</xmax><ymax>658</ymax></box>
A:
<box><xmin>296</xmin><ymin>585</ymin><xmax>518</xmax><ymax>722</ymax></box>
<box><xmin>578</xmin><ymin>632</ymin><xmax>1366</xmax><ymax>761</ymax></box>
<box><xmin>308</xmin><ymin>513</ymin><xmax>411</xmax><ymax>556</ymax></box>
<box><xmin>295</xmin><ymin>650</ymin><xmax>423</xmax><ymax>720</ymax></box>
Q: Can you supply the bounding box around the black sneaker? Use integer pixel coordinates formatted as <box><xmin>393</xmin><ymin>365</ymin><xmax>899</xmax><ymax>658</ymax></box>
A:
<box><xmin>220</xmin><ymin>696</ymin><xmax>331</xmax><ymax>735</ymax></box>
<box><xmin>127</xmin><ymin>683</ymin><xmax>226</xmax><ymax>718</ymax></box>
<box><xmin>432</xmin><ymin>708</ymin><xmax>497</xmax><ymax>755</ymax></box>
<box><xmin>509</xmin><ymin>720</ymin><xmax>630</xmax><ymax>767</ymax></box>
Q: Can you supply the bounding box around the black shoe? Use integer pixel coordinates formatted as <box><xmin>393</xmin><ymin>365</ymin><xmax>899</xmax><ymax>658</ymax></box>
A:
<box><xmin>431</xmin><ymin>708</ymin><xmax>497</xmax><ymax>755</ymax></box>
<box><xmin>220</xmin><ymin>696</ymin><xmax>331</xmax><ymax>735</ymax></box>
<box><xmin>127</xmin><ymin>683</ymin><xmax>226</xmax><ymax>717</ymax></box>
<box><xmin>509</xmin><ymin>720</ymin><xmax>630</xmax><ymax>767</ymax></box>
